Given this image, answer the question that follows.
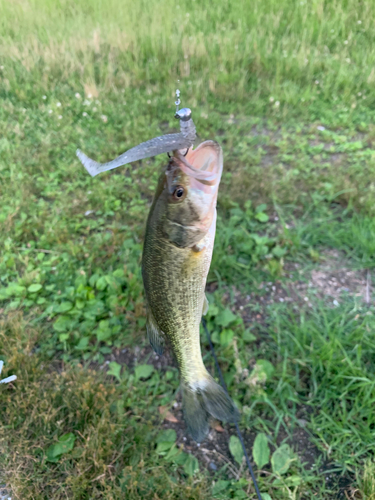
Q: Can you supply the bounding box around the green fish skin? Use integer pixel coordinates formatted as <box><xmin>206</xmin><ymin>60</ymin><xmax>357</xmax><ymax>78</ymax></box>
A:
<box><xmin>142</xmin><ymin>141</ymin><xmax>239</xmax><ymax>442</ymax></box>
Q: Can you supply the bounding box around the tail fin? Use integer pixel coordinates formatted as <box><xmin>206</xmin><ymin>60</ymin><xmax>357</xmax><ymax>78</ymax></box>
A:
<box><xmin>181</xmin><ymin>376</ymin><xmax>240</xmax><ymax>442</ymax></box>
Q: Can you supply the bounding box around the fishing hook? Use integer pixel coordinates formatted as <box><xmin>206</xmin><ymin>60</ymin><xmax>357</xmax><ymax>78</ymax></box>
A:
<box><xmin>167</xmin><ymin>147</ymin><xmax>189</xmax><ymax>159</ymax></box>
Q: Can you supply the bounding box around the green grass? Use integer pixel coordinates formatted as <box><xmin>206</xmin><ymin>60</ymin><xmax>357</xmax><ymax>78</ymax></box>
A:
<box><xmin>2</xmin><ymin>0</ymin><xmax>375</xmax><ymax>125</ymax></box>
<box><xmin>361</xmin><ymin>461</ymin><xmax>375</xmax><ymax>499</ymax></box>
<box><xmin>0</xmin><ymin>314</ymin><xmax>210</xmax><ymax>499</ymax></box>
<box><xmin>1</xmin><ymin>0</ymin><xmax>375</xmax><ymax>498</ymax></box>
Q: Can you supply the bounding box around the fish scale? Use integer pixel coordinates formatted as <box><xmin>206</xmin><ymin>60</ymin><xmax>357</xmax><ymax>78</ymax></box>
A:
<box><xmin>143</xmin><ymin>217</ymin><xmax>210</xmax><ymax>383</ymax></box>
<box><xmin>142</xmin><ymin>144</ymin><xmax>239</xmax><ymax>442</ymax></box>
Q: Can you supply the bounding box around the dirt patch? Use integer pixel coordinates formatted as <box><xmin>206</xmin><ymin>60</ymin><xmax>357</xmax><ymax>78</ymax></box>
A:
<box><xmin>221</xmin><ymin>250</ymin><xmax>370</xmax><ymax>330</ymax></box>
<box><xmin>97</xmin><ymin>344</ymin><xmax>176</xmax><ymax>372</ymax></box>
<box><xmin>310</xmin><ymin>266</ymin><xmax>367</xmax><ymax>300</ymax></box>
<box><xmin>308</xmin><ymin>250</ymin><xmax>370</xmax><ymax>302</ymax></box>
<box><xmin>281</xmin><ymin>250</ymin><xmax>370</xmax><ymax>309</ymax></box>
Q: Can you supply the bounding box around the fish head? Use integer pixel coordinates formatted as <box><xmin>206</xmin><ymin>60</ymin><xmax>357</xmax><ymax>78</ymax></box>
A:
<box><xmin>162</xmin><ymin>141</ymin><xmax>223</xmax><ymax>247</ymax></box>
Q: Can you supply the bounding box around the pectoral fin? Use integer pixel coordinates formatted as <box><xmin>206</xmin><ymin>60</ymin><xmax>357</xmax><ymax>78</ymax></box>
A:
<box><xmin>146</xmin><ymin>308</ymin><xmax>165</xmax><ymax>355</ymax></box>
<box><xmin>202</xmin><ymin>294</ymin><xmax>209</xmax><ymax>316</ymax></box>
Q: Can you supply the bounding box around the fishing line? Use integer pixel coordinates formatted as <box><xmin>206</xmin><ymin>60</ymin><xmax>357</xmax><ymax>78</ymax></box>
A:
<box><xmin>201</xmin><ymin>318</ymin><xmax>263</xmax><ymax>500</ymax></box>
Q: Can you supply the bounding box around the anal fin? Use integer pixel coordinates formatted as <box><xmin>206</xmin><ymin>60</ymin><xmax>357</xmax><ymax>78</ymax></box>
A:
<box><xmin>146</xmin><ymin>308</ymin><xmax>165</xmax><ymax>355</ymax></box>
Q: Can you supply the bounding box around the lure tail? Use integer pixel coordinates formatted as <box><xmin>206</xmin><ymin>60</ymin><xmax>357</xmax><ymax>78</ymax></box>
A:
<box><xmin>76</xmin><ymin>107</ymin><xmax>196</xmax><ymax>177</ymax></box>
<box><xmin>181</xmin><ymin>376</ymin><xmax>240</xmax><ymax>442</ymax></box>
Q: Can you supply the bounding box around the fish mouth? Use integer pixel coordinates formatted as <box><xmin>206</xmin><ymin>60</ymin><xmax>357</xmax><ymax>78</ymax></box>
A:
<box><xmin>174</xmin><ymin>141</ymin><xmax>223</xmax><ymax>185</ymax></box>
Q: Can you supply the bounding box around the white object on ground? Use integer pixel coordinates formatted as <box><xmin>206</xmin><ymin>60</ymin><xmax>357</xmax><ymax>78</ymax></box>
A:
<box><xmin>0</xmin><ymin>361</ymin><xmax>17</xmax><ymax>384</ymax></box>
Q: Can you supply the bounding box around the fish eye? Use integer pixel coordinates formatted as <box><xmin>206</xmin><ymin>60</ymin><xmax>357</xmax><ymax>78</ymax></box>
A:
<box><xmin>173</xmin><ymin>186</ymin><xmax>185</xmax><ymax>201</ymax></box>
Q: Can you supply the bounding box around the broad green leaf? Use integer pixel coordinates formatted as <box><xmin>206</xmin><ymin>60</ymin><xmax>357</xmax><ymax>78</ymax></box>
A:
<box><xmin>271</xmin><ymin>444</ymin><xmax>292</xmax><ymax>475</ymax></box>
<box><xmin>107</xmin><ymin>361</ymin><xmax>122</xmax><ymax>382</ymax></box>
<box><xmin>53</xmin><ymin>315</ymin><xmax>75</xmax><ymax>332</ymax></box>
<box><xmin>75</xmin><ymin>298</ymin><xmax>85</xmax><ymax>309</ymax></box>
<box><xmin>46</xmin><ymin>433</ymin><xmax>76</xmax><ymax>462</ymax></box>
<box><xmin>212</xmin><ymin>480</ymin><xmax>230</xmax><ymax>495</ymax></box>
<box><xmin>104</xmin><ymin>275</ymin><xmax>118</xmax><ymax>289</ymax></box>
<box><xmin>173</xmin><ymin>451</ymin><xmax>189</xmax><ymax>465</ymax></box>
<box><xmin>156</xmin><ymin>441</ymin><xmax>174</xmax><ymax>453</ymax></box>
<box><xmin>28</xmin><ymin>283</ymin><xmax>42</xmax><ymax>293</ymax></box>
<box><xmin>183</xmin><ymin>454</ymin><xmax>199</xmax><ymax>476</ymax></box>
<box><xmin>208</xmin><ymin>303</ymin><xmax>219</xmax><ymax>317</ymax></box>
<box><xmin>243</xmin><ymin>330</ymin><xmax>256</xmax><ymax>343</ymax></box>
<box><xmin>255</xmin><ymin>212</ymin><xmax>269</xmax><ymax>222</ymax></box>
<box><xmin>46</xmin><ymin>444</ymin><xmax>63</xmax><ymax>463</ymax></box>
<box><xmin>112</xmin><ymin>269</ymin><xmax>125</xmax><ymax>278</ymax></box>
<box><xmin>78</xmin><ymin>319</ymin><xmax>96</xmax><ymax>334</ymax></box>
<box><xmin>253</xmin><ymin>433</ymin><xmax>270</xmax><ymax>468</ymax></box>
<box><xmin>75</xmin><ymin>337</ymin><xmax>90</xmax><ymax>350</ymax></box>
<box><xmin>8</xmin><ymin>300</ymin><xmax>20</xmax><ymax>309</ymax></box>
<box><xmin>234</xmin><ymin>490</ymin><xmax>248</xmax><ymax>499</ymax></box>
<box><xmin>135</xmin><ymin>364</ymin><xmax>154</xmax><ymax>380</ymax></box>
<box><xmin>229</xmin><ymin>435</ymin><xmax>244</xmax><ymax>465</ymax></box>
<box><xmin>272</xmin><ymin>245</ymin><xmax>287</xmax><ymax>258</ymax></box>
<box><xmin>256</xmin><ymin>360</ymin><xmax>275</xmax><ymax>379</ymax></box>
<box><xmin>284</xmin><ymin>475</ymin><xmax>302</xmax><ymax>486</ymax></box>
<box><xmin>83</xmin><ymin>300</ymin><xmax>105</xmax><ymax>319</ymax></box>
<box><xmin>248</xmin><ymin>359</ymin><xmax>275</xmax><ymax>385</ymax></box>
<box><xmin>97</xmin><ymin>327</ymin><xmax>112</xmax><ymax>341</ymax></box>
<box><xmin>164</xmin><ymin>444</ymin><xmax>180</xmax><ymax>461</ymax></box>
<box><xmin>260</xmin><ymin>494</ymin><xmax>272</xmax><ymax>500</ymax></box>
<box><xmin>156</xmin><ymin>429</ymin><xmax>176</xmax><ymax>443</ymax></box>
<box><xmin>98</xmin><ymin>320</ymin><xmax>110</xmax><ymax>330</ymax></box>
<box><xmin>250</xmin><ymin>234</ymin><xmax>270</xmax><ymax>246</ymax></box>
<box><xmin>56</xmin><ymin>301</ymin><xmax>73</xmax><ymax>313</ymax></box>
<box><xmin>216</xmin><ymin>308</ymin><xmax>237</xmax><ymax>327</ymax></box>
<box><xmin>273</xmin><ymin>475</ymin><xmax>301</xmax><ymax>486</ymax></box>
<box><xmin>96</xmin><ymin>276</ymin><xmax>107</xmax><ymax>291</ymax></box>
<box><xmin>220</xmin><ymin>329</ymin><xmax>234</xmax><ymax>346</ymax></box>
<box><xmin>6</xmin><ymin>284</ymin><xmax>26</xmax><ymax>297</ymax></box>
<box><xmin>211</xmin><ymin>331</ymin><xmax>220</xmax><ymax>344</ymax></box>
<box><xmin>89</xmin><ymin>274</ymin><xmax>99</xmax><ymax>287</ymax></box>
<box><xmin>155</xmin><ymin>429</ymin><xmax>176</xmax><ymax>454</ymax></box>
<box><xmin>58</xmin><ymin>433</ymin><xmax>76</xmax><ymax>451</ymax></box>
<box><xmin>256</xmin><ymin>203</ymin><xmax>267</xmax><ymax>213</ymax></box>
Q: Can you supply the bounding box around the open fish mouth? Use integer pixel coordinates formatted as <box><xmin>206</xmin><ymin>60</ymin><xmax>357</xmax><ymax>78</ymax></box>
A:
<box><xmin>174</xmin><ymin>141</ymin><xmax>223</xmax><ymax>187</ymax></box>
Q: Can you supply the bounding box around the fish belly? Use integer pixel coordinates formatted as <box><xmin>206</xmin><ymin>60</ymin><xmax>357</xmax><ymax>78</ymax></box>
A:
<box><xmin>142</xmin><ymin>226</ymin><xmax>211</xmax><ymax>383</ymax></box>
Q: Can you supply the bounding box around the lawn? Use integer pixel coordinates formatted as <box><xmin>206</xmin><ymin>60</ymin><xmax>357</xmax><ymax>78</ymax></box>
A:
<box><xmin>1</xmin><ymin>0</ymin><xmax>375</xmax><ymax>498</ymax></box>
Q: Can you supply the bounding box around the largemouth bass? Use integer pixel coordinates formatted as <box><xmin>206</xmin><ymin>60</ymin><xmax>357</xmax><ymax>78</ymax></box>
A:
<box><xmin>142</xmin><ymin>141</ymin><xmax>239</xmax><ymax>442</ymax></box>
<box><xmin>76</xmin><ymin>105</ymin><xmax>238</xmax><ymax>441</ymax></box>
